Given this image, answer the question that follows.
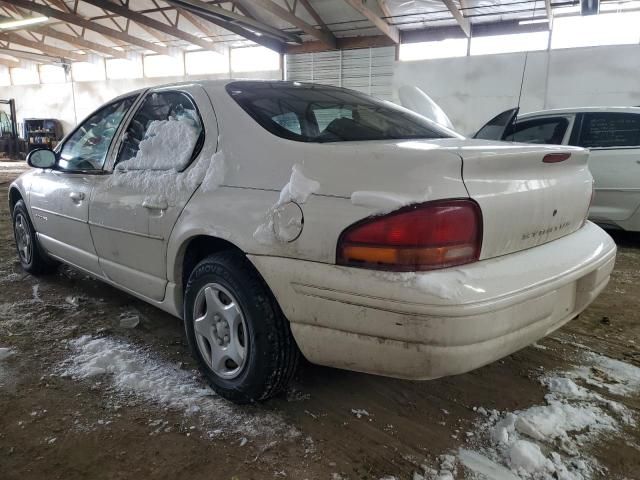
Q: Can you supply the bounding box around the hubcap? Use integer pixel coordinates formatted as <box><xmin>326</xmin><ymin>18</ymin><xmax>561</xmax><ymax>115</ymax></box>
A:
<box><xmin>14</xmin><ymin>213</ymin><xmax>32</xmax><ymax>264</ymax></box>
<box><xmin>193</xmin><ymin>283</ymin><xmax>248</xmax><ymax>379</ymax></box>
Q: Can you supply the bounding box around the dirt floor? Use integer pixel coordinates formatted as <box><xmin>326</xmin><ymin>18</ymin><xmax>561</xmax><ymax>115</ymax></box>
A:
<box><xmin>0</xmin><ymin>160</ymin><xmax>639</xmax><ymax>480</ymax></box>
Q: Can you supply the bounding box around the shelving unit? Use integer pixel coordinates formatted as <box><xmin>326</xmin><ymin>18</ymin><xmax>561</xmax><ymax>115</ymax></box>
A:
<box><xmin>23</xmin><ymin>118</ymin><xmax>63</xmax><ymax>151</ymax></box>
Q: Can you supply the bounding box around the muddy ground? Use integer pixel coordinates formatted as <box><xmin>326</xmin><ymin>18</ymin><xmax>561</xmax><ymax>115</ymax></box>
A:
<box><xmin>0</xmin><ymin>160</ymin><xmax>639</xmax><ymax>480</ymax></box>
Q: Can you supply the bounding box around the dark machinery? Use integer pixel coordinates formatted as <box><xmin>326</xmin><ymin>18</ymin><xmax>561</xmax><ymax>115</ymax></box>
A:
<box><xmin>0</xmin><ymin>99</ymin><xmax>19</xmax><ymax>158</ymax></box>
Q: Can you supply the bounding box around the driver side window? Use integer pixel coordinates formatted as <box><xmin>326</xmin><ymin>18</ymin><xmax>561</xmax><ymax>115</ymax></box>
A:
<box><xmin>58</xmin><ymin>96</ymin><xmax>135</xmax><ymax>172</ymax></box>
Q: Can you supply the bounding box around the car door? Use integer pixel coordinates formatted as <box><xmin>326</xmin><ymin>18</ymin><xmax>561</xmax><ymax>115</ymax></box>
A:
<box><xmin>28</xmin><ymin>96</ymin><xmax>137</xmax><ymax>274</ymax></box>
<box><xmin>473</xmin><ymin>108</ymin><xmax>518</xmax><ymax>140</ymax></box>
<box><xmin>571</xmin><ymin>112</ymin><xmax>640</xmax><ymax>222</ymax></box>
<box><xmin>88</xmin><ymin>85</ymin><xmax>218</xmax><ymax>301</ymax></box>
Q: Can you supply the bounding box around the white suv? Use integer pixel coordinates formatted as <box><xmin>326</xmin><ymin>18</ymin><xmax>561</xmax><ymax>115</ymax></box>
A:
<box><xmin>476</xmin><ymin>106</ymin><xmax>640</xmax><ymax>232</ymax></box>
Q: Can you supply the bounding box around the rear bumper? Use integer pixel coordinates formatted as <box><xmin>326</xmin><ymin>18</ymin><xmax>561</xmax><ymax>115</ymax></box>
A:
<box><xmin>249</xmin><ymin>221</ymin><xmax>616</xmax><ymax>379</ymax></box>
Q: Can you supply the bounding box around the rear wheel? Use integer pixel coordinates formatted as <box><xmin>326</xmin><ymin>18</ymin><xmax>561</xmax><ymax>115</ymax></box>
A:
<box><xmin>184</xmin><ymin>251</ymin><xmax>298</xmax><ymax>404</ymax></box>
<box><xmin>12</xmin><ymin>200</ymin><xmax>57</xmax><ymax>275</ymax></box>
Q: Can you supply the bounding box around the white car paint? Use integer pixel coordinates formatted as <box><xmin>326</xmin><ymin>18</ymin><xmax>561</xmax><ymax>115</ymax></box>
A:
<box><xmin>488</xmin><ymin>106</ymin><xmax>640</xmax><ymax>232</ymax></box>
<box><xmin>9</xmin><ymin>80</ymin><xmax>616</xmax><ymax>381</ymax></box>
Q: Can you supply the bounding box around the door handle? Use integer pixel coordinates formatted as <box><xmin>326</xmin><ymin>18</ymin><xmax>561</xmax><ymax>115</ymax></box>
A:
<box><xmin>142</xmin><ymin>198</ymin><xmax>168</xmax><ymax>210</ymax></box>
<box><xmin>69</xmin><ymin>191</ymin><xmax>85</xmax><ymax>202</ymax></box>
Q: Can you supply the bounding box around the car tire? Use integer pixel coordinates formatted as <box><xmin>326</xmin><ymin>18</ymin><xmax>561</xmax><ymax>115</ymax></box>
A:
<box><xmin>11</xmin><ymin>200</ymin><xmax>58</xmax><ymax>275</ymax></box>
<box><xmin>184</xmin><ymin>250</ymin><xmax>299</xmax><ymax>404</ymax></box>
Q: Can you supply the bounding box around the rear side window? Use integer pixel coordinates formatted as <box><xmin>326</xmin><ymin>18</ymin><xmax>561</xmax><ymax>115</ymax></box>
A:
<box><xmin>226</xmin><ymin>81</ymin><xmax>456</xmax><ymax>143</ymax></box>
<box><xmin>578</xmin><ymin>112</ymin><xmax>640</xmax><ymax>148</ymax></box>
<box><xmin>116</xmin><ymin>90</ymin><xmax>203</xmax><ymax>171</ymax></box>
<box><xmin>272</xmin><ymin>112</ymin><xmax>301</xmax><ymax>135</ymax></box>
<box><xmin>505</xmin><ymin>117</ymin><xmax>569</xmax><ymax>145</ymax></box>
<box><xmin>313</xmin><ymin>107</ymin><xmax>353</xmax><ymax>131</ymax></box>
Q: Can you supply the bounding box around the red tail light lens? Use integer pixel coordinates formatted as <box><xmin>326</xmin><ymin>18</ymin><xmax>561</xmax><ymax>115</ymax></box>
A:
<box><xmin>543</xmin><ymin>153</ymin><xmax>571</xmax><ymax>163</ymax></box>
<box><xmin>337</xmin><ymin>199</ymin><xmax>483</xmax><ymax>272</ymax></box>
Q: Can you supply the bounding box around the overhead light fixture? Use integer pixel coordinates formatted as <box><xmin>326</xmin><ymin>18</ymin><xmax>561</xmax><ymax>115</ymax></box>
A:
<box><xmin>519</xmin><ymin>18</ymin><xmax>550</xmax><ymax>25</ymax></box>
<box><xmin>0</xmin><ymin>16</ymin><xmax>48</xmax><ymax>29</ymax></box>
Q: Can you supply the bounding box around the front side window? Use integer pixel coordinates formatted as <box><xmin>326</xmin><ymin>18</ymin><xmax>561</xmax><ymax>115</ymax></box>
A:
<box><xmin>578</xmin><ymin>112</ymin><xmax>640</xmax><ymax>148</ymax></box>
<box><xmin>227</xmin><ymin>81</ymin><xmax>457</xmax><ymax>143</ymax></box>
<box><xmin>505</xmin><ymin>117</ymin><xmax>569</xmax><ymax>145</ymax></box>
<box><xmin>59</xmin><ymin>96</ymin><xmax>135</xmax><ymax>171</ymax></box>
<box><xmin>116</xmin><ymin>90</ymin><xmax>203</xmax><ymax>171</ymax></box>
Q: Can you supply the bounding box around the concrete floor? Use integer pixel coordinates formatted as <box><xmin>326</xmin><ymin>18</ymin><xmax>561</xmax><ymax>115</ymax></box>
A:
<box><xmin>1</xmin><ymin>162</ymin><xmax>639</xmax><ymax>479</ymax></box>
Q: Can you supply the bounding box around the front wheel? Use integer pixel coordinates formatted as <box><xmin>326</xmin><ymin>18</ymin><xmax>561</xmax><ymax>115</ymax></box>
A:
<box><xmin>184</xmin><ymin>251</ymin><xmax>299</xmax><ymax>404</ymax></box>
<box><xmin>12</xmin><ymin>200</ymin><xmax>57</xmax><ymax>275</ymax></box>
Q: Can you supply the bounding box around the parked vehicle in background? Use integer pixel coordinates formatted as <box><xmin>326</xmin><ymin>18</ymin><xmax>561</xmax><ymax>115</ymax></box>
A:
<box><xmin>10</xmin><ymin>80</ymin><xmax>616</xmax><ymax>404</ymax></box>
<box><xmin>475</xmin><ymin>106</ymin><xmax>640</xmax><ymax>232</ymax></box>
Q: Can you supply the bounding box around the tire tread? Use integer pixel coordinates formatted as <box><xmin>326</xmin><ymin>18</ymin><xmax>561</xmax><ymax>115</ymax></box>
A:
<box><xmin>185</xmin><ymin>250</ymin><xmax>298</xmax><ymax>403</ymax></box>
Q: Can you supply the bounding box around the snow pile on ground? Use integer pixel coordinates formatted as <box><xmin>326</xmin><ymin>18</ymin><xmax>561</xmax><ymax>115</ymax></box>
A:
<box><xmin>0</xmin><ymin>347</ymin><xmax>14</xmax><ymax>360</ymax></box>
<box><xmin>254</xmin><ymin>164</ymin><xmax>320</xmax><ymax>244</ymax></box>
<box><xmin>423</xmin><ymin>351</ymin><xmax>640</xmax><ymax>480</ymax></box>
<box><xmin>59</xmin><ymin>335</ymin><xmax>292</xmax><ymax>438</ymax></box>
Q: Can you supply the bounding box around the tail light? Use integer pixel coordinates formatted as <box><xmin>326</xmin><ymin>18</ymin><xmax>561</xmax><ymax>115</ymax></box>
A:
<box><xmin>336</xmin><ymin>199</ymin><xmax>482</xmax><ymax>272</ymax></box>
<box><xmin>543</xmin><ymin>153</ymin><xmax>571</xmax><ymax>163</ymax></box>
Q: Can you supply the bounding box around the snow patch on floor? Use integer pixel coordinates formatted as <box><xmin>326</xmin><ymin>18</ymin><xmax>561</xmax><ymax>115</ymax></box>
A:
<box><xmin>442</xmin><ymin>352</ymin><xmax>640</xmax><ymax>479</ymax></box>
<box><xmin>571</xmin><ymin>351</ymin><xmax>640</xmax><ymax>397</ymax></box>
<box><xmin>0</xmin><ymin>347</ymin><xmax>15</xmax><ymax>360</ymax></box>
<box><xmin>59</xmin><ymin>335</ymin><xmax>294</xmax><ymax>439</ymax></box>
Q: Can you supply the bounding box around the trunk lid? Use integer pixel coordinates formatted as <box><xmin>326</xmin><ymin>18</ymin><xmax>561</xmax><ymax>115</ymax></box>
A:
<box><xmin>455</xmin><ymin>139</ymin><xmax>593</xmax><ymax>259</ymax></box>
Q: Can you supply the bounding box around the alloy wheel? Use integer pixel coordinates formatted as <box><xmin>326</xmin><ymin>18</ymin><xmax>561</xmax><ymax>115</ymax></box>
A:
<box><xmin>193</xmin><ymin>282</ymin><xmax>248</xmax><ymax>379</ymax></box>
<box><xmin>14</xmin><ymin>213</ymin><xmax>32</xmax><ymax>265</ymax></box>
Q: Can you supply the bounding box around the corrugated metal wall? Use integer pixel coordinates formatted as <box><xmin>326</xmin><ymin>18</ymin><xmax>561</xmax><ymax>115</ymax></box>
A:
<box><xmin>285</xmin><ymin>46</ymin><xmax>395</xmax><ymax>100</ymax></box>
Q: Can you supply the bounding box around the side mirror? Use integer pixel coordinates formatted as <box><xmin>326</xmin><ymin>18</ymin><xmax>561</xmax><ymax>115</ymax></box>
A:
<box><xmin>27</xmin><ymin>148</ymin><xmax>57</xmax><ymax>169</ymax></box>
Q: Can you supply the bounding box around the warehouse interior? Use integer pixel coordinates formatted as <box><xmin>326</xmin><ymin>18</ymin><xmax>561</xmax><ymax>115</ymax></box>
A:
<box><xmin>2</xmin><ymin>1</ymin><xmax>639</xmax><ymax>140</ymax></box>
<box><xmin>1</xmin><ymin>1</ymin><xmax>640</xmax><ymax>479</ymax></box>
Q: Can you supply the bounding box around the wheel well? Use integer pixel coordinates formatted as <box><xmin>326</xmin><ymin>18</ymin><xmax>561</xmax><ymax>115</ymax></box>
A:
<box><xmin>9</xmin><ymin>187</ymin><xmax>23</xmax><ymax>213</ymax></box>
<box><xmin>180</xmin><ymin>236</ymin><xmax>243</xmax><ymax>292</ymax></box>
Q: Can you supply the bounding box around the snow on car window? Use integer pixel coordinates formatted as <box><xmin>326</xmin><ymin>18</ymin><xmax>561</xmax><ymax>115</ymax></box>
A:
<box><xmin>116</xmin><ymin>92</ymin><xmax>203</xmax><ymax>172</ymax></box>
<box><xmin>117</xmin><ymin>114</ymin><xmax>201</xmax><ymax>172</ymax></box>
<box><xmin>107</xmin><ymin>91</ymin><xmax>224</xmax><ymax>205</ymax></box>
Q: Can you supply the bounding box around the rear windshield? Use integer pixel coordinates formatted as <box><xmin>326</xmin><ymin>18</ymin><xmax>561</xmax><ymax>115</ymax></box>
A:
<box><xmin>226</xmin><ymin>81</ymin><xmax>457</xmax><ymax>143</ymax></box>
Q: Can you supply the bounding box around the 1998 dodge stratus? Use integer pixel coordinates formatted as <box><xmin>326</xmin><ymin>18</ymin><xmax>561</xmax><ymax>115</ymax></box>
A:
<box><xmin>10</xmin><ymin>80</ymin><xmax>616</xmax><ymax>403</ymax></box>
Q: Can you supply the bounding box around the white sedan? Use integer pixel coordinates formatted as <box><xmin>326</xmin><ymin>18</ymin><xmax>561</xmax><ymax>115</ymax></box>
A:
<box><xmin>475</xmin><ymin>106</ymin><xmax>640</xmax><ymax>232</ymax></box>
<box><xmin>10</xmin><ymin>80</ymin><xmax>616</xmax><ymax>403</ymax></box>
